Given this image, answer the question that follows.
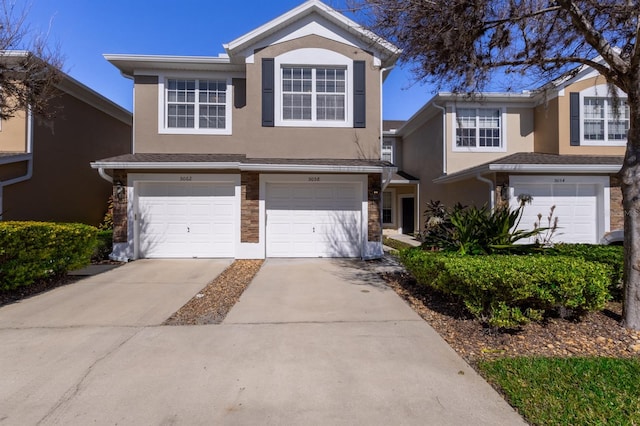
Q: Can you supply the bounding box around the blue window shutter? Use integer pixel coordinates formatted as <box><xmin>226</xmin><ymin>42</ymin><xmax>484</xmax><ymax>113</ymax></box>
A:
<box><xmin>353</xmin><ymin>61</ymin><xmax>366</xmax><ymax>128</ymax></box>
<box><xmin>570</xmin><ymin>92</ymin><xmax>580</xmax><ymax>146</ymax></box>
<box><xmin>262</xmin><ymin>58</ymin><xmax>275</xmax><ymax>127</ymax></box>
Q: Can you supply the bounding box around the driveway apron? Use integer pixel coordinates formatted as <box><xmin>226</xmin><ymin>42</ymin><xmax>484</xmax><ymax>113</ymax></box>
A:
<box><xmin>0</xmin><ymin>258</ymin><xmax>526</xmax><ymax>425</ymax></box>
<box><xmin>0</xmin><ymin>259</ymin><xmax>232</xmax><ymax>327</ymax></box>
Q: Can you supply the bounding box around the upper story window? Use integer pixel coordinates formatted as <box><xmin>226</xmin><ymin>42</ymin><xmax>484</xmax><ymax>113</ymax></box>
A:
<box><xmin>583</xmin><ymin>97</ymin><xmax>629</xmax><ymax>143</ymax></box>
<box><xmin>273</xmin><ymin>48</ymin><xmax>354</xmax><ymax>128</ymax></box>
<box><xmin>281</xmin><ymin>67</ymin><xmax>346</xmax><ymax>122</ymax></box>
<box><xmin>159</xmin><ymin>76</ymin><xmax>232</xmax><ymax>135</ymax></box>
<box><xmin>454</xmin><ymin>108</ymin><xmax>503</xmax><ymax>151</ymax></box>
<box><xmin>382</xmin><ymin>139</ymin><xmax>394</xmax><ymax>163</ymax></box>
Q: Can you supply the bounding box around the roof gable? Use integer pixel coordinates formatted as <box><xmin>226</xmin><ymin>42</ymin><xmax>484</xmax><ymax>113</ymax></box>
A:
<box><xmin>223</xmin><ymin>0</ymin><xmax>399</xmax><ymax>67</ymax></box>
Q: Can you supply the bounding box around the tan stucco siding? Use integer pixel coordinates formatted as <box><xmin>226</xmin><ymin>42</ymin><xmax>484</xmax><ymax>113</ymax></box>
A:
<box><xmin>133</xmin><ymin>35</ymin><xmax>381</xmax><ymax>160</ymax></box>
<box><xmin>446</xmin><ymin>106</ymin><xmax>535</xmax><ymax>174</ymax></box>
<box><xmin>400</xmin><ymin>114</ymin><xmax>444</xmax><ymax>232</ymax></box>
<box><xmin>3</xmin><ymin>92</ymin><xmax>131</xmax><ymax>225</ymax></box>
<box><xmin>533</xmin><ymin>98</ymin><xmax>560</xmax><ymax>154</ymax></box>
<box><xmin>0</xmin><ymin>112</ymin><xmax>28</xmax><ymax>152</ymax></box>
<box><xmin>557</xmin><ymin>76</ymin><xmax>626</xmax><ymax>156</ymax></box>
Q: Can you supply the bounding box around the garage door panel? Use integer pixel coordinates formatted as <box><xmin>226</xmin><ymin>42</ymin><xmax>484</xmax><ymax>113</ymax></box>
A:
<box><xmin>266</xmin><ymin>182</ymin><xmax>362</xmax><ymax>258</ymax></box>
<box><xmin>138</xmin><ymin>181</ymin><xmax>235</xmax><ymax>258</ymax></box>
<box><xmin>512</xmin><ymin>181</ymin><xmax>598</xmax><ymax>244</ymax></box>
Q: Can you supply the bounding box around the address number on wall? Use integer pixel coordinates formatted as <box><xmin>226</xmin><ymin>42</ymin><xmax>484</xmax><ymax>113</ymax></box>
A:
<box><xmin>180</xmin><ymin>176</ymin><xmax>193</xmax><ymax>182</ymax></box>
<box><xmin>308</xmin><ymin>177</ymin><xmax>321</xmax><ymax>182</ymax></box>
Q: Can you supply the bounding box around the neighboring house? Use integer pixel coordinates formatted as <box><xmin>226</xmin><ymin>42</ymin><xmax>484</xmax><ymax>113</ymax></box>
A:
<box><xmin>0</xmin><ymin>51</ymin><xmax>132</xmax><ymax>226</ymax></box>
<box><xmin>91</xmin><ymin>0</ymin><xmax>400</xmax><ymax>260</ymax></box>
<box><xmin>384</xmin><ymin>66</ymin><xmax>626</xmax><ymax>244</ymax></box>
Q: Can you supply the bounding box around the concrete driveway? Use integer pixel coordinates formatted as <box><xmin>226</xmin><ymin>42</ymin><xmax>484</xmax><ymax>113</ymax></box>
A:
<box><xmin>0</xmin><ymin>258</ymin><xmax>525</xmax><ymax>425</ymax></box>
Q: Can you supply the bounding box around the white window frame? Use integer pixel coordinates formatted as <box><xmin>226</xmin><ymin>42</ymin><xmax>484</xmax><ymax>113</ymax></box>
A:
<box><xmin>579</xmin><ymin>85</ymin><xmax>628</xmax><ymax>146</ymax></box>
<box><xmin>381</xmin><ymin>138</ymin><xmax>395</xmax><ymax>163</ymax></box>
<box><xmin>274</xmin><ymin>48</ymin><xmax>353</xmax><ymax>128</ymax></box>
<box><xmin>382</xmin><ymin>189</ymin><xmax>396</xmax><ymax>226</ymax></box>
<box><xmin>157</xmin><ymin>72</ymin><xmax>233</xmax><ymax>135</ymax></box>
<box><xmin>451</xmin><ymin>106</ymin><xmax>507</xmax><ymax>152</ymax></box>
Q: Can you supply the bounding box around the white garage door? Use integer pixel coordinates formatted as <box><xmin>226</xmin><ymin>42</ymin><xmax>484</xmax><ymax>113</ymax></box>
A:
<box><xmin>266</xmin><ymin>182</ymin><xmax>362</xmax><ymax>257</ymax></box>
<box><xmin>512</xmin><ymin>182</ymin><xmax>598</xmax><ymax>243</ymax></box>
<box><xmin>137</xmin><ymin>182</ymin><xmax>235</xmax><ymax>258</ymax></box>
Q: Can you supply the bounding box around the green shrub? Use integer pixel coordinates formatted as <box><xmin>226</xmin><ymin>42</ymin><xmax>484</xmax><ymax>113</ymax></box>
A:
<box><xmin>92</xmin><ymin>229</ymin><xmax>113</xmax><ymax>262</ymax></box>
<box><xmin>400</xmin><ymin>248</ymin><xmax>610</xmax><ymax>328</ymax></box>
<box><xmin>421</xmin><ymin>199</ymin><xmax>556</xmax><ymax>255</ymax></box>
<box><xmin>548</xmin><ymin>244</ymin><xmax>623</xmax><ymax>299</ymax></box>
<box><xmin>0</xmin><ymin>221</ymin><xmax>98</xmax><ymax>290</ymax></box>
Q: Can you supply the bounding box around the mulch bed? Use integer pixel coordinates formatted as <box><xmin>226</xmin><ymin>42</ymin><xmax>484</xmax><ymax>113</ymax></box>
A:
<box><xmin>164</xmin><ymin>259</ymin><xmax>263</xmax><ymax>325</ymax></box>
<box><xmin>381</xmin><ymin>270</ymin><xmax>640</xmax><ymax>364</ymax></box>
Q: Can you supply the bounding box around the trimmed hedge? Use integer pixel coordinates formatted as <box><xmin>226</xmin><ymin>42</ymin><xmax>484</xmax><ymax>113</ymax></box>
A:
<box><xmin>400</xmin><ymin>248</ymin><xmax>611</xmax><ymax>328</ymax></box>
<box><xmin>549</xmin><ymin>244</ymin><xmax>624</xmax><ymax>299</ymax></box>
<box><xmin>0</xmin><ymin>222</ymin><xmax>98</xmax><ymax>290</ymax></box>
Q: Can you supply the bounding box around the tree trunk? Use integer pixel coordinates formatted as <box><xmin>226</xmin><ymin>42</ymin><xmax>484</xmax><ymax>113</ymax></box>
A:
<box><xmin>621</xmin><ymin>88</ymin><xmax>640</xmax><ymax>330</ymax></box>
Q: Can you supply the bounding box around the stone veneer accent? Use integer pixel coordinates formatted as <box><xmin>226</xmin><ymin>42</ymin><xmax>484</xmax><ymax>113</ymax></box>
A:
<box><xmin>241</xmin><ymin>171</ymin><xmax>260</xmax><ymax>243</ymax></box>
<box><xmin>495</xmin><ymin>173</ymin><xmax>510</xmax><ymax>208</ymax></box>
<box><xmin>368</xmin><ymin>173</ymin><xmax>382</xmax><ymax>242</ymax></box>
<box><xmin>112</xmin><ymin>169</ymin><xmax>128</xmax><ymax>243</ymax></box>
<box><xmin>610</xmin><ymin>175</ymin><xmax>624</xmax><ymax>231</ymax></box>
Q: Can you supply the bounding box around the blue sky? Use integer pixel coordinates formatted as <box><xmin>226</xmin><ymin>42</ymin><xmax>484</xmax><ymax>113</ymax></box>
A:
<box><xmin>22</xmin><ymin>0</ymin><xmax>438</xmax><ymax>120</ymax></box>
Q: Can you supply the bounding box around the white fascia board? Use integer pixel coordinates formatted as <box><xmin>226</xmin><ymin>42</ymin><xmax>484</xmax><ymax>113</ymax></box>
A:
<box><xmin>90</xmin><ymin>161</ymin><xmax>397</xmax><ymax>174</ymax></box>
<box><xmin>104</xmin><ymin>54</ymin><xmax>239</xmax><ymax>76</ymax></box>
<box><xmin>433</xmin><ymin>163</ymin><xmax>621</xmax><ymax>184</ymax></box>
<box><xmin>489</xmin><ymin>164</ymin><xmax>621</xmax><ymax>173</ymax></box>
<box><xmin>240</xmin><ymin>163</ymin><xmax>397</xmax><ymax>174</ymax></box>
<box><xmin>90</xmin><ymin>161</ymin><xmax>243</xmax><ymax>170</ymax></box>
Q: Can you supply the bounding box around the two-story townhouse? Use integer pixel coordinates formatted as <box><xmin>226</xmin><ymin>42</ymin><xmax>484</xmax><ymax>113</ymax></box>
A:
<box><xmin>384</xmin><ymin>65</ymin><xmax>625</xmax><ymax>245</ymax></box>
<box><xmin>91</xmin><ymin>0</ymin><xmax>400</xmax><ymax>261</ymax></box>
<box><xmin>0</xmin><ymin>51</ymin><xmax>132</xmax><ymax>226</ymax></box>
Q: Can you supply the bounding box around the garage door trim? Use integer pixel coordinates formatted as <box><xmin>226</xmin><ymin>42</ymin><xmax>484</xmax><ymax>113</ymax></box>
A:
<box><xmin>261</xmin><ymin>174</ymin><xmax>368</xmax><ymax>258</ymax></box>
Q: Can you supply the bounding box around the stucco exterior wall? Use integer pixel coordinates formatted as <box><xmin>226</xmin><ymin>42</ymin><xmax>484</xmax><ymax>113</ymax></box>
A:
<box><xmin>133</xmin><ymin>35</ymin><xmax>381</xmax><ymax>160</ymax></box>
<box><xmin>0</xmin><ymin>112</ymin><xmax>28</xmax><ymax>152</ymax></box>
<box><xmin>557</xmin><ymin>76</ymin><xmax>626</xmax><ymax>156</ymax></box>
<box><xmin>533</xmin><ymin>98</ymin><xmax>560</xmax><ymax>154</ymax></box>
<box><xmin>446</xmin><ymin>106</ymin><xmax>535</xmax><ymax>174</ymax></box>
<box><xmin>3</xmin><ymin>92</ymin><xmax>131</xmax><ymax>225</ymax></box>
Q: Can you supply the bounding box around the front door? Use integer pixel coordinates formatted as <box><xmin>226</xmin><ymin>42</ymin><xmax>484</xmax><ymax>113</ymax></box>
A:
<box><xmin>402</xmin><ymin>197</ymin><xmax>415</xmax><ymax>235</ymax></box>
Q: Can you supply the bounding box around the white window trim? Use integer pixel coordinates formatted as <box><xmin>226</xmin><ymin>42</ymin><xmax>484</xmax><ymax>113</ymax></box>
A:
<box><xmin>157</xmin><ymin>72</ymin><xmax>233</xmax><ymax>135</ymax></box>
<box><xmin>382</xmin><ymin>188</ymin><xmax>396</xmax><ymax>226</ymax></box>
<box><xmin>451</xmin><ymin>105</ymin><xmax>507</xmax><ymax>153</ymax></box>
<box><xmin>382</xmin><ymin>138</ymin><xmax>395</xmax><ymax>163</ymax></box>
<box><xmin>274</xmin><ymin>48</ymin><xmax>353</xmax><ymax>128</ymax></box>
<box><xmin>579</xmin><ymin>84</ymin><xmax>628</xmax><ymax>147</ymax></box>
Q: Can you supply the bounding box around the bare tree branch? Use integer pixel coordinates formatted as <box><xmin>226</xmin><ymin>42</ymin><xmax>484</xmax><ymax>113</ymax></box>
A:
<box><xmin>0</xmin><ymin>0</ymin><xmax>64</xmax><ymax>121</ymax></box>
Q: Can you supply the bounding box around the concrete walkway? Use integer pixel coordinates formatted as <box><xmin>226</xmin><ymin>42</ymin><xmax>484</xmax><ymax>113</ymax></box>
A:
<box><xmin>0</xmin><ymin>258</ymin><xmax>525</xmax><ymax>425</ymax></box>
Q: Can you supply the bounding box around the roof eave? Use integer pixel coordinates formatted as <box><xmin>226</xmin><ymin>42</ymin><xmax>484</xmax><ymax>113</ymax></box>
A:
<box><xmin>91</xmin><ymin>161</ymin><xmax>397</xmax><ymax>174</ymax></box>
<box><xmin>434</xmin><ymin>163</ymin><xmax>622</xmax><ymax>184</ymax></box>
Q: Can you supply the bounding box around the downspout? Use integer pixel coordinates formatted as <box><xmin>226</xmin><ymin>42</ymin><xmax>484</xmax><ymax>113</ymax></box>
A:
<box><xmin>0</xmin><ymin>108</ymin><xmax>34</xmax><ymax>220</ymax></box>
<box><xmin>432</xmin><ymin>103</ymin><xmax>447</xmax><ymax>175</ymax></box>
<box><xmin>97</xmin><ymin>168</ymin><xmax>113</xmax><ymax>183</ymax></box>
<box><xmin>476</xmin><ymin>174</ymin><xmax>495</xmax><ymax>210</ymax></box>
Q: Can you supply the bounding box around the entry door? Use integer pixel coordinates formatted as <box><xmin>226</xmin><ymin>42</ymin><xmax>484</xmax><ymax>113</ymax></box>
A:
<box><xmin>402</xmin><ymin>197</ymin><xmax>415</xmax><ymax>235</ymax></box>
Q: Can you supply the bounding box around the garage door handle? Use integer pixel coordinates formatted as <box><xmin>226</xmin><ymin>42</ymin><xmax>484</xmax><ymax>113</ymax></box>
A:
<box><xmin>313</xmin><ymin>227</ymin><xmax>315</xmax><ymax>233</ymax></box>
<box><xmin>187</xmin><ymin>227</ymin><xmax>190</xmax><ymax>233</ymax></box>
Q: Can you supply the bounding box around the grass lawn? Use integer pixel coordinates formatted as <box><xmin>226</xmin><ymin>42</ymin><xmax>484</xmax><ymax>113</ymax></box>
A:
<box><xmin>477</xmin><ymin>357</ymin><xmax>640</xmax><ymax>425</ymax></box>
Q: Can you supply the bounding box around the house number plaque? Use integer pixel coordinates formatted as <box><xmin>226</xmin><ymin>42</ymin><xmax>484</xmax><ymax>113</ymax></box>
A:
<box><xmin>308</xmin><ymin>177</ymin><xmax>320</xmax><ymax>182</ymax></box>
<box><xmin>180</xmin><ymin>176</ymin><xmax>193</xmax><ymax>182</ymax></box>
